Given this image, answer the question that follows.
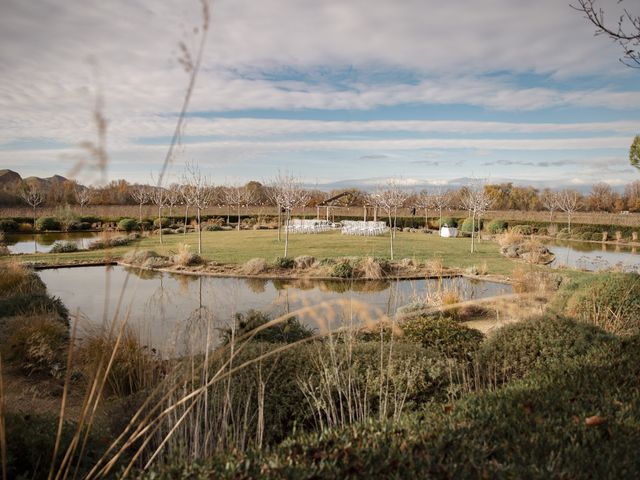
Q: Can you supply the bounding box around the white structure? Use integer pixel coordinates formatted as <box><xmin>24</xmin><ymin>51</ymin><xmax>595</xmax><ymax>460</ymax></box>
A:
<box><xmin>440</xmin><ymin>225</ymin><xmax>458</xmax><ymax>238</ymax></box>
<box><xmin>341</xmin><ymin>220</ymin><xmax>388</xmax><ymax>236</ymax></box>
<box><xmin>285</xmin><ymin>218</ymin><xmax>332</xmax><ymax>233</ymax></box>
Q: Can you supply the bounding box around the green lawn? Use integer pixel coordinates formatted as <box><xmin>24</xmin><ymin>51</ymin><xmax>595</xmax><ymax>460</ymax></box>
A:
<box><xmin>11</xmin><ymin>230</ymin><xmax>519</xmax><ymax>275</ymax></box>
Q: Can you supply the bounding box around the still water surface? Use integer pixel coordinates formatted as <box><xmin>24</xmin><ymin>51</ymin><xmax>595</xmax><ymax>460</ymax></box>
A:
<box><xmin>5</xmin><ymin>232</ymin><xmax>104</xmax><ymax>254</ymax></box>
<box><xmin>545</xmin><ymin>240</ymin><xmax>640</xmax><ymax>272</ymax></box>
<box><xmin>40</xmin><ymin>266</ymin><xmax>511</xmax><ymax>353</ymax></box>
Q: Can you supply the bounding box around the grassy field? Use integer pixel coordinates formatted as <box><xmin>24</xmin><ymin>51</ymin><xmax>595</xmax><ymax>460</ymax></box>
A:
<box><xmin>10</xmin><ymin>230</ymin><xmax>519</xmax><ymax>275</ymax></box>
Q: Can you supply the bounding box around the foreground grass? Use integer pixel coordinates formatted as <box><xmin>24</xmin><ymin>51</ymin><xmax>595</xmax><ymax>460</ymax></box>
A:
<box><xmin>9</xmin><ymin>230</ymin><xmax>518</xmax><ymax>275</ymax></box>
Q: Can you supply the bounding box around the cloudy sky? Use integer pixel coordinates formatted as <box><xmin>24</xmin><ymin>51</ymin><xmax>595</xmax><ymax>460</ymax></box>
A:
<box><xmin>1</xmin><ymin>0</ymin><xmax>639</xmax><ymax>189</ymax></box>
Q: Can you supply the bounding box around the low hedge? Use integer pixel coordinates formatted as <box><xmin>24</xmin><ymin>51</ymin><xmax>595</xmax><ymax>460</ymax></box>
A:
<box><xmin>35</xmin><ymin>216</ymin><xmax>61</xmax><ymax>231</ymax></box>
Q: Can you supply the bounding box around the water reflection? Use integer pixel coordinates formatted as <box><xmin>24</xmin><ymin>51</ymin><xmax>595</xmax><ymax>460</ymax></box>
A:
<box><xmin>5</xmin><ymin>231</ymin><xmax>104</xmax><ymax>254</ymax></box>
<box><xmin>545</xmin><ymin>240</ymin><xmax>640</xmax><ymax>272</ymax></box>
<box><xmin>40</xmin><ymin>266</ymin><xmax>512</xmax><ymax>355</ymax></box>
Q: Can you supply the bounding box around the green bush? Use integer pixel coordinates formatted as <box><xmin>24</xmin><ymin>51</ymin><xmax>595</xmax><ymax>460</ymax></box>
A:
<box><xmin>591</xmin><ymin>232</ymin><xmax>603</xmax><ymax>241</ymax></box>
<box><xmin>0</xmin><ymin>218</ymin><xmax>18</xmax><ymax>232</ymax></box>
<box><xmin>331</xmin><ymin>261</ymin><xmax>353</xmax><ymax>278</ymax></box>
<box><xmin>556</xmin><ymin>231</ymin><xmax>570</xmax><ymax>239</ymax></box>
<box><xmin>555</xmin><ymin>273</ymin><xmax>640</xmax><ymax>335</ymax></box>
<box><xmin>50</xmin><ymin>240</ymin><xmax>79</xmax><ymax>253</ymax></box>
<box><xmin>5</xmin><ymin>413</ymin><xmax>106</xmax><ymax>479</ymax></box>
<box><xmin>401</xmin><ymin>314</ymin><xmax>484</xmax><ymax>359</ymax></box>
<box><xmin>439</xmin><ymin>217</ymin><xmax>457</xmax><ymax>228</ymax></box>
<box><xmin>487</xmin><ymin>219</ymin><xmax>507</xmax><ymax>234</ymax></box>
<box><xmin>477</xmin><ymin>315</ymin><xmax>613</xmax><ymax>384</ymax></box>
<box><xmin>35</xmin><ymin>216</ymin><xmax>61</xmax><ymax>231</ymax></box>
<box><xmin>274</xmin><ymin>257</ymin><xmax>295</xmax><ymax>269</ymax></box>
<box><xmin>153</xmin><ymin>217</ymin><xmax>171</xmax><ymax>228</ymax></box>
<box><xmin>221</xmin><ymin>310</ymin><xmax>314</xmax><ymax>344</ymax></box>
<box><xmin>460</xmin><ymin>217</ymin><xmax>482</xmax><ymax>234</ymax></box>
<box><xmin>118</xmin><ymin>218</ymin><xmax>139</xmax><ymax>232</ymax></box>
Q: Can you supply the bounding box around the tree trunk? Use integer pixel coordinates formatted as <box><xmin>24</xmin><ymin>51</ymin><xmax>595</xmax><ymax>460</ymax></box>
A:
<box><xmin>227</xmin><ymin>205</ymin><xmax>230</xmax><ymax>225</ymax></box>
<box><xmin>184</xmin><ymin>205</ymin><xmax>189</xmax><ymax>237</ymax></box>
<box><xmin>277</xmin><ymin>206</ymin><xmax>281</xmax><ymax>241</ymax></box>
<box><xmin>139</xmin><ymin>203</ymin><xmax>143</xmax><ymax>227</ymax></box>
<box><xmin>568</xmin><ymin>212</ymin><xmax>572</xmax><ymax>234</ymax></box>
<box><xmin>388</xmin><ymin>213</ymin><xmax>394</xmax><ymax>260</ymax></box>
<box><xmin>284</xmin><ymin>210</ymin><xmax>290</xmax><ymax>257</ymax></box>
<box><xmin>198</xmin><ymin>208</ymin><xmax>202</xmax><ymax>254</ymax></box>
<box><xmin>158</xmin><ymin>205</ymin><xmax>163</xmax><ymax>245</ymax></box>
<box><xmin>237</xmin><ymin>203</ymin><xmax>241</xmax><ymax>231</ymax></box>
<box><xmin>470</xmin><ymin>212</ymin><xmax>476</xmax><ymax>253</ymax></box>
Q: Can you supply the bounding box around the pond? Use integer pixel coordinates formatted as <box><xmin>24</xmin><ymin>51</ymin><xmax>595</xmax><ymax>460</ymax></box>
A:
<box><xmin>40</xmin><ymin>266</ymin><xmax>512</xmax><ymax>354</ymax></box>
<box><xmin>545</xmin><ymin>240</ymin><xmax>640</xmax><ymax>272</ymax></box>
<box><xmin>4</xmin><ymin>231</ymin><xmax>104</xmax><ymax>254</ymax></box>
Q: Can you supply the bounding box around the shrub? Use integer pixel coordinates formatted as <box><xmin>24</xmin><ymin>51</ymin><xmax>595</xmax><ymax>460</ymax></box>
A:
<box><xmin>79</xmin><ymin>327</ymin><xmax>162</xmax><ymax>397</ymax></box>
<box><xmin>3</xmin><ymin>315</ymin><xmax>68</xmax><ymax>375</ymax></box>
<box><xmin>123</xmin><ymin>249</ymin><xmax>163</xmax><ymax>266</ymax></box>
<box><xmin>556</xmin><ymin>231</ymin><xmax>570</xmax><ymax>239</ymax></box>
<box><xmin>591</xmin><ymin>232</ymin><xmax>602</xmax><ymax>241</ymax></box>
<box><xmin>88</xmin><ymin>234</ymin><xmax>133</xmax><ymax>250</ymax></box>
<box><xmin>477</xmin><ymin>315</ymin><xmax>613</xmax><ymax>384</ymax></box>
<box><xmin>35</xmin><ymin>216</ymin><xmax>61</xmax><ymax>231</ymax></box>
<box><xmin>274</xmin><ymin>257</ymin><xmax>295</xmax><ymax>269</ymax></box>
<box><xmin>202</xmin><ymin>224</ymin><xmax>223</xmax><ymax>231</ymax></box>
<box><xmin>242</xmin><ymin>258</ymin><xmax>268</xmax><ymax>275</ymax></box>
<box><xmin>0</xmin><ymin>263</ymin><xmax>45</xmax><ymax>297</ymax></box>
<box><xmin>510</xmin><ymin>224</ymin><xmax>533</xmax><ymax>235</ymax></box>
<box><xmin>50</xmin><ymin>240</ymin><xmax>79</xmax><ymax>253</ymax></box>
<box><xmin>5</xmin><ymin>413</ymin><xmax>105</xmax><ymax>479</ymax></box>
<box><xmin>356</xmin><ymin>256</ymin><xmax>384</xmax><ymax>279</ymax></box>
<box><xmin>18</xmin><ymin>222</ymin><xmax>33</xmax><ymax>232</ymax></box>
<box><xmin>118</xmin><ymin>218</ymin><xmax>139</xmax><ymax>232</ymax></box>
<box><xmin>460</xmin><ymin>217</ymin><xmax>482</xmax><ymax>234</ymax></box>
<box><xmin>0</xmin><ymin>218</ymin><xmax>18</xmax><ymax>232</ymax></box>
<box><xmin>331</xmin><ymin>260</ymin><xmax>353</xmax><ymax>279</ymax></box>
<box><xmin>0</xmin><ymin>294</ymin><xmax>69</xmax><ymax>323</ymax></box>
<box><xmin>221</xmin><ymin>310</ymin><xmax>314</xmax><ymax>344</ymax></box>
<box><xmin>153</xmin><ymin>217</ymin><xmax>171</xmax><ymax>228</ymax></box>
<box><xmin>556</xmin><ymin>273</ymin><xmax>640</xmax><ymax>335</ymax></box>
<box><xmin>487</xmin><ymin>219</ymin><xmax>507</xmax><ymax>234</ymax></box>
<box><xmin>439</xmin><ymin>217</ymin><xmax>457</xmax><ymax>228</ymax></box>
<box><xmin>171</xmin><ymin>243</ymin><xmax>203</xmax><ymax>266</ymax></box>
<box><xmin>401</xmin><ymin>314</ymin><xmax>484</xmax><ymax>359</ymax></box>
<box><xmin>0</xmin><ymin>245</ymin><xmax>8</xmax><ymax>256</ymax></box>
<box><xmin>294</xmin><ymin>255</ymin><xmax>315</xmax><ymax>269</ymax></box>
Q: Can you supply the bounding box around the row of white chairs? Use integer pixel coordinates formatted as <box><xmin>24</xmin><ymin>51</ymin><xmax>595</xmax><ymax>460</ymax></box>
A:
<box><xmin>341</xmin><ymin>220</ymin><xmax>388</xmax><ymax>236</ymax></box>
<box><xmin>285</xmin><ymin>219</ymin><xmax>332</xmax><ymax>234</ymax></box>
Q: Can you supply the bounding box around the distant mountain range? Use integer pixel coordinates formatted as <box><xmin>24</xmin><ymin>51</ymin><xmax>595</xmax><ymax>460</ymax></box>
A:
<box><xmin>0</xmin><ymin>169</ymin><xmax>72</xmax><ymax>191</ymax></box>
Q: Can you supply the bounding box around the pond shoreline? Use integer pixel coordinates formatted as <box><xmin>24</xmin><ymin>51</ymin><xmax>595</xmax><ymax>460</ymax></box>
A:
<box><xmin>25</xmin><ymin>259</ymin><xmax>512</xmax><ymax>284</ymax></box>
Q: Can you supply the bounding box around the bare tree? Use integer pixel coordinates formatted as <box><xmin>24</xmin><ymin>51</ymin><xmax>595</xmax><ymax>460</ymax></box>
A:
<box><xmin>541</xmin><ymin>189</ymin><xmax>559</xmax><ymax>222</ymax></box>
<box><xmin>414</xmin><ymin>190</ymin><xmax>432</xmax><ymax>229</ymax></box>
<box><xmin>20</xmin><ymin>184</ymin><xmax>44</xmax><ymax>230</ymax></box>
<box><xmin>225</xmin><ymin>184</ymin><xmax>257</xmax><ymax>231</ymax></box>
<box><xmin>430</xmin><ymin>187</ymin><xmax>451</xmax><ymax>230</ymax></box>
<box><xmin>74</xmin><ymin>186</ymin><xmax>93</xmax><ymax>216</ymax></box>
<box><xmin>179</xmin><ymin>183</ymin><xmax>195</xmax><ymax>237</ymax></box>
<box><xmin>556</xmin><ymin>189</ymin><xmax>581</xmax><ymax>233</ymax></box>
<box><xmin>185</xmin><ymin>161</ymin><xmax>214</xmax><ymax>254</ymax></box>
<box><xmin>130</xmin><ymin>184</ymin><xmax>150</xmax><ymax>227</ymax></box>
<box><xmin>572</xmin><ymin>0</ymin><xmax>640</xmax><ymax>68</ymax></box>
<box><xmin>460</xmin><ymin>179</ymin><xmax>493</xmax><ymax>253</ymax></box>
<box><xmin>271</xmin><ymin>172</ymin><xmax>304</xmax><ymax>257</ymax></box>
<box><xmin>374</xmin><ymin>179</ymin><xmax>408</xmax><ymax>260</ymax></box>
<box><xmin>166</xmin><ymin>183</ymin><xmax>181</xmax><ymax>218</ymax></box>
<box><xmin>149</xmin><ymin>185</ymin><xmax>167</xmax><ymax>245</ymax></box>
